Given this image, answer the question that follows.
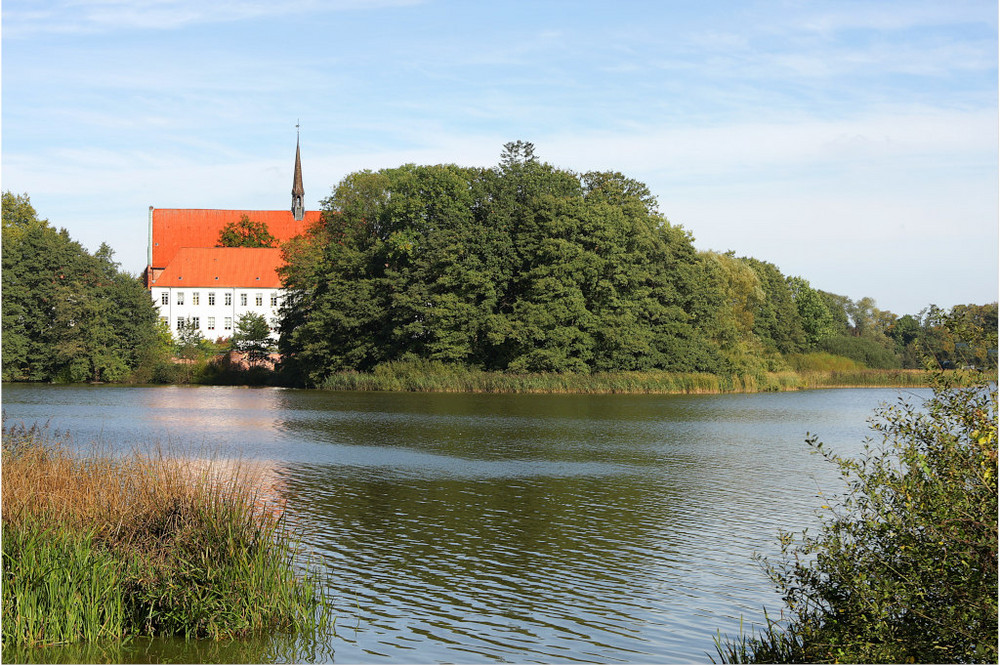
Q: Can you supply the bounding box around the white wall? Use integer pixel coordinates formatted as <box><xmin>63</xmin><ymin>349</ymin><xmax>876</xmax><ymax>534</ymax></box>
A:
<box><xmin>153</xmin><ymin>286</ymin><xmax>283</xmax><ymax>342</ymax></box>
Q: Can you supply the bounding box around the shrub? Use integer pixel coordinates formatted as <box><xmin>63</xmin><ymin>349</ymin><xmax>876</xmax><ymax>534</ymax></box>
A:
<box><xmin>716</xmin><ymin>374</ymin><xmax>998</xmax><ymax>663</ymax></box>
<box><xmin>818</xmin><ymin>334</ymin><xmax>902</xmax><ymax>369</ymax></box>
<box><xmin>785</xmin><ymin>352</ymin><xmax>864</xmax><ymax>372</ymax></box>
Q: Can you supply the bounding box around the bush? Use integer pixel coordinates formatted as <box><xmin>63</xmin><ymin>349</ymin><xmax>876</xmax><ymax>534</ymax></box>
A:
<box><xmin>716</xmin><ymin>374</ymin><xmax>998</xmax><ymax>663</ymax></box>
<box><xmin>785</xmin><ymin>352</ymin><xmax>864</xmax><ymax>372</ymax></box>
<box><xmin>818</xmin><ymin>334</ymin><xmax>902</xmax><ymax>369</ymax></box>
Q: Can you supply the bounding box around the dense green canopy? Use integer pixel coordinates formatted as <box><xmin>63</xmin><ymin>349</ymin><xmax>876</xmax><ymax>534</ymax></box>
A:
<box><xmin>2</xmin><ymin>192</ymin><xmax>161</xmax><ymax>382</ymax></box>
<box><xmin>4</xmin><ymin>145</ymin><xmax>994</xmax><ymax>387</ymax></box>
<box><xmin>277</xmin><ymin>145</ymin><xmax>997</xmax><ymax>387</ymax></box>
<box><xmin>281</xmin><ymin>144</ymin><xmax>720</xmax><ymax>384</ymax></box>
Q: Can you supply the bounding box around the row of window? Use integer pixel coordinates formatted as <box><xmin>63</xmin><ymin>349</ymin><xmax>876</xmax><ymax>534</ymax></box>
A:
<box><xmin>159</xmin><ymin>291</ymin><xmax>280</xmax><ymax>307</ymax></box>
<box><xmin>166</xmin><ymin>316</ymin><xmax>233</xmax><ymax>331</ymax></box>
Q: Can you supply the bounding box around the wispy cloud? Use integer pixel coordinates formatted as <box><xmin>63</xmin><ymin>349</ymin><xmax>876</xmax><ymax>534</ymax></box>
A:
<box><xmin>3</xmin><ymin>0</ymin><xmax>421</xmax><ymax>36</ymax></box>
<box><xmin>2</xmin><ymin>1</ymin><xmax>995</xmax><ymax>314</ymax></box>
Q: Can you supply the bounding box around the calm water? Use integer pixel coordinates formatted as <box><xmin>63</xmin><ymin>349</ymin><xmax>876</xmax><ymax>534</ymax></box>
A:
<box><xmin>1</xmin><ymin>384</ymin><xmax>928</xmax><ymax>664</ymax></box>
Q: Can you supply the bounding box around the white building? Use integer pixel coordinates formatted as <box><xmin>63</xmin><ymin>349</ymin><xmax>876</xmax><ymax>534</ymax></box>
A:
<box><xmin>145</xmin><ymin>136</ymin><xmax>320</xmax><ymax>341</ymax></box>
<box><xmin>150</xmin><ymin>247</ymin><xmax>287</xmax><ymax>340</ymax></box>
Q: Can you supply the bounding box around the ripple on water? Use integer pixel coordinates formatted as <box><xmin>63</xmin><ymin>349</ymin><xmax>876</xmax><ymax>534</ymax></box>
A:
<box><xmin>1</xmin><ymin>385</ymin><xmax>913</xmax><ymax>663</ymax></box>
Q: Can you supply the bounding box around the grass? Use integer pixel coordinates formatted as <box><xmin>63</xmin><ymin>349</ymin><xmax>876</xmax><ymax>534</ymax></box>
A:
<box><xmin>784</xmin><ymin>351</ymin><xmax>866</xmax><ymax>372</ymax></box>
<box><xmin>0</xmin><ymin>421</ymin><xmax>331</xmax><ymax>650</ymax></box>
<box><xmin>316</xmin><ymin>359</ymin><xmax>977</xmax><ymax>394</ymax></box>
<box><xmin>712</xmin><ymin>614</ymin><xmax>804</xmax><ymax>664</ymax></box>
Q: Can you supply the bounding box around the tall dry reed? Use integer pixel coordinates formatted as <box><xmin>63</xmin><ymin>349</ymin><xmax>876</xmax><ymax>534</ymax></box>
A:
<box><xmin>1</xmin><ymin>422</ymin><xmax>330</xmax><ymax>649</ymax></box>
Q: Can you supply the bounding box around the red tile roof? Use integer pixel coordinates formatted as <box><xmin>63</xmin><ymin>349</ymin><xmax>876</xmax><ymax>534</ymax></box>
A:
<box><xmin>151</xmin><ymin>208</ymin><xmax>320</xmax><ymax>268</ymax></box>
<box><xmin>150</xmin><ymin>247</ymin><xmax>286</xmax><ymax>289</ymax></box>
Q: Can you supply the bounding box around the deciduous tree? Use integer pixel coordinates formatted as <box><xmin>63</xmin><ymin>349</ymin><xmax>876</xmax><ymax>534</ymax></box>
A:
<box><xmin>217</xmin><ymin>215</ymin><xmax>277</xmax><ymax>248</ymax></box>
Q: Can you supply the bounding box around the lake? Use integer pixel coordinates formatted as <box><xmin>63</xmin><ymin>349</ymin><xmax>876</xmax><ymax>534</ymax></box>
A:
<box><xmin>1</xmin><ymin>384</ymin><xmax>928</xmax><ymax>663</ymax></box>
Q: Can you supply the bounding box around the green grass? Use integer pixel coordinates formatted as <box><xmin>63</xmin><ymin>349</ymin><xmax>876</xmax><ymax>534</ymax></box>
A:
<box><xmin>1</xmin><ymin>423</ymin><xmax>331</xmax><ymax>650</ymax></box>
<box><xmin>316</xmin><ymin>359</ymin><xmax>971</xmax><ymax>394</ymax></box>
<box><xmin>785</xmin><ymin>351</ymin><xmax>866</xmax><ymax>372</ymax></box>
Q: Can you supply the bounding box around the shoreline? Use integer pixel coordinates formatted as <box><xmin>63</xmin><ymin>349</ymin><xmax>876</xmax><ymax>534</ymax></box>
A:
<box><xmin>0</xmin><ymin>425</ymin><xmax>330</xmax><ymax>650</ymax></box>
<box><xmin>5</xmin><ymin>368</ymin><xmax>992</xmax><ymax>394</ymax></box>
<box><xmin>312</xmin><ymin>368</ymin><xmax>988</xmax><ymax>395</ymax></box>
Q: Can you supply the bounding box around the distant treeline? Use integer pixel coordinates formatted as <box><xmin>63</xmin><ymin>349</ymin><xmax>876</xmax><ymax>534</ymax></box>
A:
<box><xmin>2</xmin><ymin>144</ymin><xmax>996</xmax><ymax>385</ymax></box>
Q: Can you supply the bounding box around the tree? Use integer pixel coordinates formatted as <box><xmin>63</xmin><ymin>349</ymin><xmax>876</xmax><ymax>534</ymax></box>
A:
<box><xmin>231</xmin><ymin>312</ymin><xmax>275</xmax><ymax>365</ymax></box>
<box><xmin>278</xmin><ymin>147</ymin><xmax>720</xmax><ymax>384</ymax></box>
<box><xmin>1</xmin><ymin>192</ymin><xmax>160</xmax><ymax>382</ymax></box>
<box><xmin>743</xmin><ymin>257</ymin><xmax>806</xmax><ymax>355</ymax></box>
<box><xmin>175</xmin><ymin>319</ymin><xmax>209</xmax><ymax>361</ymax></box>
<box><xmin>1</xmin><ymin>191</ymin><xmax>47</xmax><ymax>244</ymax></box>
<box><xmin>217</xmin><ymin>215</ymin><xmax>277</xmax><ymax>248</ymax></box>
<box><xmin>694</xmin><ymin>252</ymin><xmax>767</xmax><ymax>373</ymax></box>
<box><xmin>787</xmin><ymin>277</ymin><xmax>835</xmax><ymax>348</ymax></box>
<box><xmin>718</xmin><ymin>375</ymin><xmax>998</xmax><ymax>663</ymax></box>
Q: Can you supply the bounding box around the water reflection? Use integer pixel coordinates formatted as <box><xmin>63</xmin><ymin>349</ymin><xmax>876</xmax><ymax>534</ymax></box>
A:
<box><xmin>2</xmin><ymin>633</ymin><xmax>335</xmax><ymax>664</ymax></box>
<box><xmin>1</xmin><ymin>384</ymin><xmax>925</xmax><ymax>663</ymax></box>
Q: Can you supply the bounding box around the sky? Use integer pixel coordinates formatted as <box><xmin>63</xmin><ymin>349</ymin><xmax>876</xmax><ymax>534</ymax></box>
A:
<box><xmin>2</xmin><ymin>0</ymin><xmax>997</xmax><ymax>317</ymax></box>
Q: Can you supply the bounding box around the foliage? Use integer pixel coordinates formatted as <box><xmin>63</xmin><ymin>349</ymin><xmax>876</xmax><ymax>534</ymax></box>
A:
<box><xmin>1</xmin><ymin>192</ymin><xmax>160</xmax><ymax>383</ymax></box>
<box><xmin>743</xmin><ymin>257</ymin><xmax>806</xmax><ymax>355</ymax></box>
<box><xmin>230</xmin><ymin>312</ymin><xmax>275</xmax><ymax>365</ymax></box>
<box><xmin>174</xmin><ymin>319</ymin><xmax>215</xmax><ymax>361</ymax></box>
<box><xmin>695</xmin><ymin>251</ymin><xmax>774</xmax><ymax>375</ymax></box>
<box><xmin>217</xmin><ymin>214</ymin><xmax>277</xmax><ymax>248</ymax></box>
<box><xmin>716</xmin><ymin>376</ymin><xmax>998</xmax><ymax>663</ymax></box>
<box><xmin>312</xmin><ymin>360</ymin><xmax>956</xmax><ymax>394</ymax></box>
<box><xmin>1</xmin><ymin>422</ymin><xmax>331</xmax><ymax>647</ymax></box>
<box><xmin>817</xmin><ymin>334</ymin><xmax>902</xmax><ymax>369</ymax></box>
<box><xmin>278</xmin><ymin>146</ymin><xmax>723</xmax><ymax>385</ymax></box>
<box><xmin>785</xmin><ymin>352</ymin><xmax>865</xmax><ymax>372</ymax></box>
<box><xmin>275</xmin><ymin>148</ymin><xmax>998</xmax><ymax>385</ymax></box>
<box><xmin>787</xmin><ymin>277</ymin><xmax>835</xmax><ymax>347</ymax></box>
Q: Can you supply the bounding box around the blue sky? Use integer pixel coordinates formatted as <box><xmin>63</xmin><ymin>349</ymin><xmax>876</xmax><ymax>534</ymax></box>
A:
<box><xmin>3</xmin><ymin>0</ymin><xmax>997</xmax><ymax>316</ymax></box>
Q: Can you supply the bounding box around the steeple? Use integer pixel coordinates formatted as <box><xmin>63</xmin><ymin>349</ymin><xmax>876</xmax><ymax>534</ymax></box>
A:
<box><xmin>291</xmin><ymin>123</ymin><xmax>304</xmax><ymax>221</ymax></box>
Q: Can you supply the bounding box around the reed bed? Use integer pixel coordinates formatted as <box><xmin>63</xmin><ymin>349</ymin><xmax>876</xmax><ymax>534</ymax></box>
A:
<box><xmin>1</xmin><ymin>422</ymin><xmax>330</xmax><ymax>650</ymax></box>
<box><xmin>317</xmin><ymin>360</ymin><xmax>959</xmax><ymax>394</ymax></box>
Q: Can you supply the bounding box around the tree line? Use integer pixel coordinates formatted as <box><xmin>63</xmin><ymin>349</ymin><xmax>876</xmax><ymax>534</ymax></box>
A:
<box><xmin>2</xmin><ymin>144</ymin><xmax>996</xmax><ymax>384</ymax></box>
<box><xmin>1</xmin><ymin>193</ymin><xmax>275</xmax><ymax>383</ymax></box>
<box><xmin>276</xmin><ymin>142</ymin><xmax>996</xmax><ymax>386</ymax></box>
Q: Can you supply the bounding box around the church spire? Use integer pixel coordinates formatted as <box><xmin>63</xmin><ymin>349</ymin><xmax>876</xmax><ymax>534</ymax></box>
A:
<box><xmin>291</xmin><ymin>122</ymin><xmax>304</xmax><ymax>221</ymax></box>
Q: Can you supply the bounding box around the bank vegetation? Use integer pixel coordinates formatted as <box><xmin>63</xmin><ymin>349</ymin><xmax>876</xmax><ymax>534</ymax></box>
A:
<box><xmin>0</xmin><ymin>422</ymin><xmax>330</xmax><ymax>651</ymax></box>
<box><xmin>3</xmin><ymin>145</ymin><xmax>996</xmax><ymax>390</ymax></box>
<box><xmin>714</xmin><ymin>373</ymin><xmax>998</xmax><ymax>663</ymax></box>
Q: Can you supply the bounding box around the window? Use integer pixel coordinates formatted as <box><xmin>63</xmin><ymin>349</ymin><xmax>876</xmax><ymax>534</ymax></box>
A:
<box><xmin>224</xmin><ymin>317</ymin><xmax>232</xmax><ymax>331</ymax></box>
<box><xmin>192</xmin><ymin>292</ymin><xmax>200</xmax><ymax>306</ymax></box>
<box><xmin>240</xmin><ymin>293</ymin><xmax>248</xmax><ymax>306</ymax></box>
<box><xmin>176</xmin><ymin>317</ymin><xmax>185</xmax><ymax>329</ymax></box>
<box><xmin>159</xmin><ymin>316</ymin><xmax>168</xmax><ymax>325</ymax></box>
<box><xmin>190</xmin><ymin>316</ymin><xmax>200</xmax><ymax>329</ymax></box>
<box><xmin>176</xmin><ymin>291</ymin><xmax>184</xmax><ymax>306</ymax></box>
<box><xmin>270</xmin><ymin>294</ymin><xmax>279</xmax><ymax>307</ymax></box>
<box><xmin>208</xmin><ymin>292</ymin><xmax>215</xmax><ymax>306</ymax></box>
<box><xmin>255</xmin><ymin>293</ymin><xmax>263</xmax><ymax>307</ymax></box>
<box><xmin>207</xmin><ymin>317</ymin><xmax>216</xmax><ymax>331</ymax></box>
<box><xmin>160</xmin><ymin>292</ymin><xmax>169</xmax><ymax>305</ymax></box>
<box><xmin>224</xmin><ymin>293</ymin><xmax>232</xmax><ymax>306</ymax></box>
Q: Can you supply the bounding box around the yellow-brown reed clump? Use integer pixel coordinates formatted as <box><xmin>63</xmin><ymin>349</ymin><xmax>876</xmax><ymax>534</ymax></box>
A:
<box><xmin>1</xmin><ymin>421</ymin><xmax>329</xmax><ymax>650</ymax></box>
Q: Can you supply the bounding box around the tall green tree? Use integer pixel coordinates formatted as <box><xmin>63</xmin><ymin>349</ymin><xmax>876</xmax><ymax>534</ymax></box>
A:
<box><xmin>694</xmin><ymin>251</ymin><xmax>767</xmax><ymax>373</ymax></box>
<box><xmin>2</xmin><ymin>193</ymin><xmax>159</xmax><ymax>382</ymax></box>
<box><xmin>743</xmin><ymin>257</ymin><xmax>806</xmax><ymax>355</ymax></box>
<box><xmin>231</xmin><ymin>312</ymin><xmax>275</xmax><ymax>365</ymax></box>
<box><xmin>787</xmin><ymin>277</ymin><xmax>835</xmax><ymax>348</ymax></box>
